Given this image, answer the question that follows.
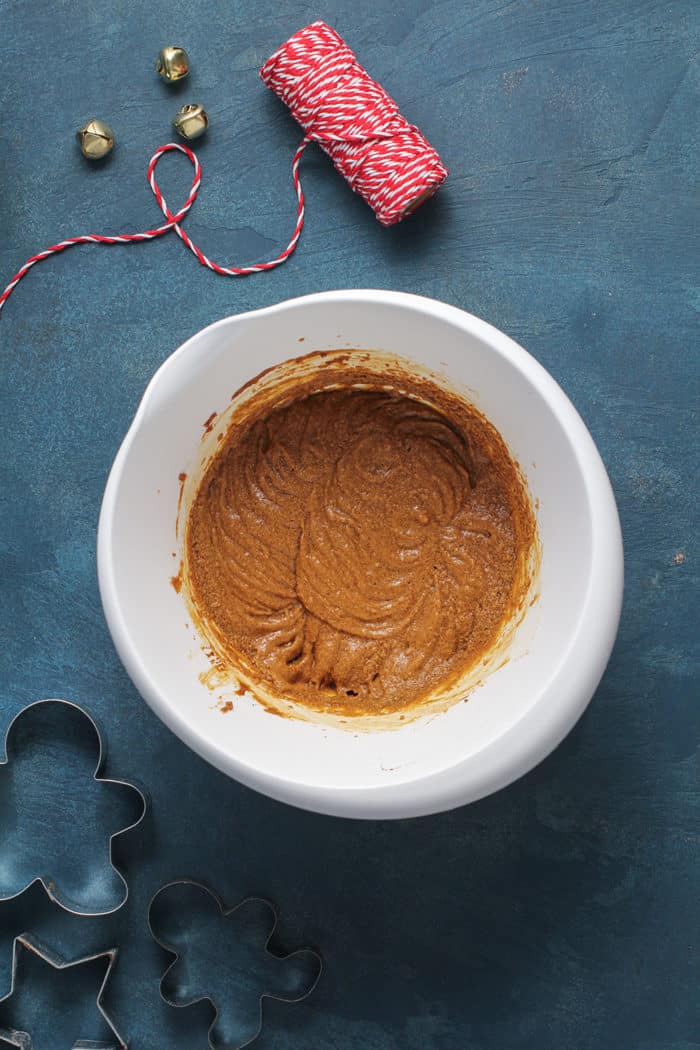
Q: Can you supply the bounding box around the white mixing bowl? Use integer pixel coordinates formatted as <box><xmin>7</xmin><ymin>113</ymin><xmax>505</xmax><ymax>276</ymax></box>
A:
<box><xmin>98</xmin><ymin>290</ymin><xmax>623</xmax><ymax>818</ymax></box>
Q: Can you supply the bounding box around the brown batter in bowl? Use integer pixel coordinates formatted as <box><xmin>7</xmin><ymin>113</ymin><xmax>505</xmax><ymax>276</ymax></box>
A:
<box><xmin>184</xmin><ymin>355</ymin><xmax>536</xmax><ymax>719</ymax></box>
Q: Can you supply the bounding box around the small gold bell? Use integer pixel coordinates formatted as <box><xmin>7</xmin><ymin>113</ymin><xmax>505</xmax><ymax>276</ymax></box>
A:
<box><xmin>173</xmin><ymin>103</ymin><xmax>209</xmax><ymax>140</ymax></box>
<box><xmin>76</xmin><ymin>119</ymin><xmax>115</xmax><ymax>160</ymax></box>
<box><xmin>156</xmin><ymin>46</ymin><xmax>190</xmax><ymax>82</ymax></box>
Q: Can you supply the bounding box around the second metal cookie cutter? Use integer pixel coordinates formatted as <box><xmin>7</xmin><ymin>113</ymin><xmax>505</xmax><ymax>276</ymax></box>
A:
<box><xmin>148</xmin><ymin>879</ymin><xmax>322</xmax><ymax>1050</ymax></box>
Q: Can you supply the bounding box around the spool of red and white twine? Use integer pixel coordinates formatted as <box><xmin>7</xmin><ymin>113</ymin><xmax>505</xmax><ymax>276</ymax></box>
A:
<box><xmin>260</xmin><ymin>21</ymin><xmax>448</xmax><ymax>224</ymax></box>
<box><xmin>0</xmin><ymin>22</ymin><xmax>447</xmax><ymax>316</ymax></box>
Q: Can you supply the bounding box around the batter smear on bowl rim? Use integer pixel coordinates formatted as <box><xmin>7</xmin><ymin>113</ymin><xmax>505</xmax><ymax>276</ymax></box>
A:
<box><xmin>185</xmin><ymin>360</ymin><xmax>536</xmax><ymax>718</ymax></box>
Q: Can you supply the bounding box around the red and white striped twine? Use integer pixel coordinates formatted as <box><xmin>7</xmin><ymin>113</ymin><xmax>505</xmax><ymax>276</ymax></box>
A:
<box><xmin>0</xmin><ymin>141</ymin><xmax>305</xmax><ymax>316</ymax></box>
<box><xmin>0</xmin><ymin>21</ymin><xmax>446</xmax><ymax>317</ymax></box>
<box><xmin>261</xmin><ymin>21</ymin><xmax>448</xmax><ymax>226</ymax></box>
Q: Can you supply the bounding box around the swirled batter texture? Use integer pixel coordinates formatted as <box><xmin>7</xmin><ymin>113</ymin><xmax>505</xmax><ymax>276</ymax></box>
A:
<box><xmin>186</xmin><ymin>371</ymin><xmax>534</xmax><ymax>716</ymax></box>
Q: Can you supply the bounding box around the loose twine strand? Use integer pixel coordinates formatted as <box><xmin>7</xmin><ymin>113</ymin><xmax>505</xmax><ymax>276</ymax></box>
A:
<box><xmin>0</xmin><ymin>142</ymin><xmax>306</xmax><ymax>316</ymax></box>
<box><xmin>0</xmin><ymin>21</ymin><xmax>446</xmax><ymax>317</ymax></box>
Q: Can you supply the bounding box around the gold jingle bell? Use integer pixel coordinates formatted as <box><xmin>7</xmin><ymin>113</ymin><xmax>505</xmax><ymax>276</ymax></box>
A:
<box><xmin>156</xmin><ymin>46</ymin><xmax>190</xmax><ymax>82</ymax></box>
<box><xmin>76</xmin><ymin>119</ymin><xmax>115</xmax><ymax>160</ymax></box>
<box><xmin>173</xmin><ymin>103</ymin><xmax>209</xmax><ymax>140</ymax></box>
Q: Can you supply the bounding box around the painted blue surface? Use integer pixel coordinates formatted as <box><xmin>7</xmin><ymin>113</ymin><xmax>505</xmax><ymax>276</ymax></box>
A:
<box><xmin>0</xmin><ymin>1</ymin><xmax>698</xmax><ymax>1046</ymax></box>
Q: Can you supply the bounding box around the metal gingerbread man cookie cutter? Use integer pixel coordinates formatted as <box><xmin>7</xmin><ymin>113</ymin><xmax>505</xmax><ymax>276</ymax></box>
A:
<box><xmin>0</xmin><ymin>698</ymin><xmax>147</xmax><ymax>915</ymax></box>
<box><xmin>148</xmin><ymin>879</ymin><xmax>323</xmax><ymax>1049</ymax></box>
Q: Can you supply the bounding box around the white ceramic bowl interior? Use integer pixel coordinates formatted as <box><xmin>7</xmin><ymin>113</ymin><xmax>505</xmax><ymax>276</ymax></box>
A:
<box><xmin>98</xmin><ymin>291</ymin><xmax>623</xmax><ymax>818</ymax></box>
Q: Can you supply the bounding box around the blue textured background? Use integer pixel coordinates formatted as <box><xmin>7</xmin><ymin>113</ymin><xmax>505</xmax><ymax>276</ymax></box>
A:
<box><xmin>1</xmin><ymin>1</ymin><xmax>698</xmax><ymax>1046</ymax></box>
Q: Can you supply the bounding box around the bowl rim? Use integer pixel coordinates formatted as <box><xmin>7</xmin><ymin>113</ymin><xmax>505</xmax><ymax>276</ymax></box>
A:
<box><xmin>98</xmin><ymin>289</ymin><xmax>623</xmax><ymax>818</ymax></box>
